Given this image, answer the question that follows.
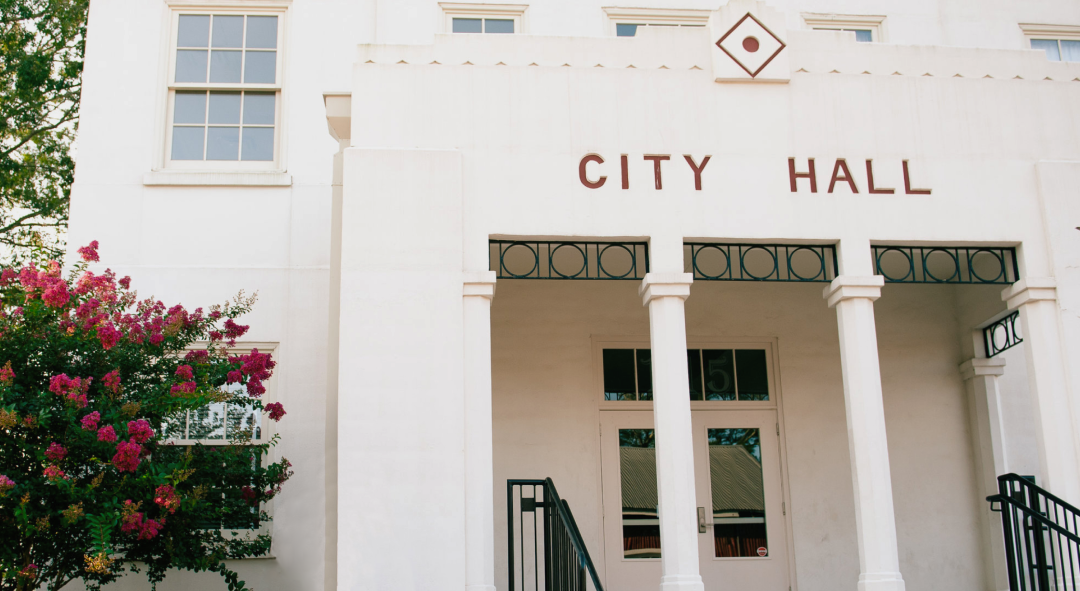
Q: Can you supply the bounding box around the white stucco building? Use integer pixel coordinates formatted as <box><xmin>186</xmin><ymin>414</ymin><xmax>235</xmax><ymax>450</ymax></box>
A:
<box><xmin>69</xmin><ymin>0</ymin><xmax>1080</xmax><ymax>589</ymax></box>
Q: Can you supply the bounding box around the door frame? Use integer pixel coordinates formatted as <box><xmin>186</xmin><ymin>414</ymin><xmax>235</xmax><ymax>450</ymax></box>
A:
<box><xmin>591</xmin><ymin>335</ymin><xmax>799</xmax><ymax>591</ymax></box>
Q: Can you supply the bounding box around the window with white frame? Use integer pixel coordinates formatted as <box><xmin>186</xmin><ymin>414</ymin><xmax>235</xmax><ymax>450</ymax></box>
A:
<box><xmin>167</xmin><ymin>10</ymin><xmax>284</xmax><ymax>167</ymax></box>
<box><xmin>803</xmin><ymin>14</ymin><xmax>885</xmax><ymax>43</ymax></box>
<box><xmin>441</xmin><ymin>3</ymin><xmax>526</xmax><ymax>34</ymax></box>
<box><xmin>161</xmin><ymin>346</ymin><xmax>277</xmax><ymax>533</ymax></box>
<box><xmin>1020</xmin><ymin>24</ymin><xmax>1080</xmax><ymax>62</ymax></box>
<box><xmin>603</xmin><ymin>7</ymin><xmax>710</xmax><ymax>37</ymax></box>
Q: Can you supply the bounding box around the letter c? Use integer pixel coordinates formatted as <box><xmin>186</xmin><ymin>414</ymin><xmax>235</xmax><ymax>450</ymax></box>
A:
<box><xmin>579</xmin><ymin>154</ymin><xmax>607</xmax><ymax>189</ymax></box>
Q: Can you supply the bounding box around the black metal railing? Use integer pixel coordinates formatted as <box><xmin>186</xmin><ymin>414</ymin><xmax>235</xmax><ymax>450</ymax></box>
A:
<box><xmin>988</xmin><ymin>473</ymin><xmax>1080</xmax><ymax>591</ymax></box>
<box><xmin>872</xmin><ymin>245</ymin><xmax>1019</xmax><ymax>284</ymax></box>
<box><xmin>985</xmin><ymin>311</ymin><xmax>1023</xmax><ymax>358</ymax></box>
<box><xmin>490</xmin><ymin>240</ymin><xmax>649</xmax><ymax>280</ymax></box>
<box><xmin>508</xmin><ymin>479</ymin><xmax>605</xmax><ymax>591</ymax></box>
<box><xmin>684</xmin><ymin>243</ymin><xmax>838</xmax><ymax>282</ymax></box>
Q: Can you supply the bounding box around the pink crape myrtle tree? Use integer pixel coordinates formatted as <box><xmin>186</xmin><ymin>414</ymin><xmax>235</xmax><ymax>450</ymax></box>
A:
<box><xmin>0</xmin><ymin>242</ymin><xmax>292</xmax><ymax>591</ymax></box>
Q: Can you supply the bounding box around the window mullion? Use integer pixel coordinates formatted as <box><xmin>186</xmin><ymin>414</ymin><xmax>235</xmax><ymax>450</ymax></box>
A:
<box><xmin>732</xmin><ymin>350</ymin><xmax>741</xmax><ymax>401</ymax></box>
<box><xmin>633</xmin><ymin>348</ymin><xmax>640</xmax><ymax>401</ymax></box>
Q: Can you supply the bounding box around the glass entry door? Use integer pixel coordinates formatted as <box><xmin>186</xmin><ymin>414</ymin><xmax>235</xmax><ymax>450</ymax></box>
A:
<box><xmin>599</xmin><ymin>410</ymin><xmax>789</xmax><ymax>591</ymax></box>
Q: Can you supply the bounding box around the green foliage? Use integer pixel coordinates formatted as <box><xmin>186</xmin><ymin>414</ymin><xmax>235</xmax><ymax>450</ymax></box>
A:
<box><xmin>0</xmin><ymin>0</ymin><xmax>88</xmax><ymax>262</ymax></box>
<box><xmin>0</xmin><ymin>242</ymin><xmax>292</xmax><ymax>591</ymax></box>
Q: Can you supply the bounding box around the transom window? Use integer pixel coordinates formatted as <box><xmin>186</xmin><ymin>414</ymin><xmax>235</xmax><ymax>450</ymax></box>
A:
<box><xmin>452</xmin><ymin>17</ymin><xmax>514</xmax><ymax>33</ymax></box>
<box><xmin>803</xmin><ymin>14</ymin><xmax>885</xmax><ymax>43</ymax></box>
<box><xmin>167</xmin><ymin>12</ymin><xmax>283</xmax><ymax>167</ymax></box>
<box><xmin>615</xmin><ymin>23</ymin><xmax>705</xmax><ymax>37</ymax></box>
<box><xmin>813</xmin><ymin>27</ymin><xmax>873</xmax><ymax>42</ymax></box>
<box><xmin>1031</xmin><ymin>38</ymin><xmax>1080</xmax><ymax>62</ymax></box>
<box><xmin>602</xmin><ymin>348</ymin><xmax>769</xmax><ymax>402</ymax></box>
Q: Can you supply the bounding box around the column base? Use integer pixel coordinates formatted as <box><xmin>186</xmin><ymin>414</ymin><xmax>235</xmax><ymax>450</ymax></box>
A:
<box><xmin>659</xmin><ymin>574</ymin><xmax>705</xmax><ymax>591</ymax></box>
<box><xmin>858</xmin><ymin>572</ymin><xmax>905</xmax><ymax>591</ymax></box>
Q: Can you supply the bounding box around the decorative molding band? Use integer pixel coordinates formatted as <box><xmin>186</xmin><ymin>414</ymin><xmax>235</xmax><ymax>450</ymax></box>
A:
<box><xmin>685</xmin><ymin>243</ymin><xmax>837</xmax><ymax>283</ymax></box>
<box><xmin>824</xmin><ymin>275</ymin><xmax>884</xmax><ymax>308</ymax></box>
<box><xmin>143</xmin><ymin>171</ymin><xmax>293</xmax><ymax>187</ymax></box>
<box><xmin>463</xmin><ymin>271</ymin><xmax>497</xmax><ymax>299</ymax></box>
<box><xmin>639</xmin><ymin>273</ymin><xmax>693</xmax><ymax>306</ymax></box>
<box><xmin>1019</xmin><ymin>23</ymin><xmax>1080</xmax><ymax>40</ymax></box>
<box><xmin>960</xmin><ymin>357</ymin><xmax>1007</xmax><ymax>381</ymax></box>
<box><xmin>1002</xmin><ymin>277</ymin><xmax>1058</xmax><ymax>309</ymax></box>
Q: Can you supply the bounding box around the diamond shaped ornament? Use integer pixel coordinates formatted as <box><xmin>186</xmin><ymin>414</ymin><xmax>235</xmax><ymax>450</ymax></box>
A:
<box><xmin>716</xmin><ymin>13</ymin><xmax>785</xmax><ymax>78</ymax></box>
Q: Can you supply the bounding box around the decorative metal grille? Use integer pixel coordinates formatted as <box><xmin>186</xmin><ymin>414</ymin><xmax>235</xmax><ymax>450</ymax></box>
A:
<box><xmin>984</xmin><ymin>311</ymin><xmax>1022</xmax><ymax>358</ymax></box>
<box><xmin>684</xmin><ymin>243</ymin><xmax>838</xmax><ymax>283</ymax></box>
<box><xmin>490</xmin><ymin>240</ymin><xmax>649</xmax><ymax>280</ymax></box>
<box><xmin>872</xmin><ymin>246</ymin><xmax>1019</xmax><ymax>284</ymax></box>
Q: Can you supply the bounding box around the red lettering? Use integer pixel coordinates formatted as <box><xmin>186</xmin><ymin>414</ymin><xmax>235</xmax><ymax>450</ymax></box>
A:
<box><xmin>902</xmin><ymin>160</ymin><xmax>931</xmax><ymax>195</ymax></box>
<box><xmin>643</xmin><ymin>155</ymin><xmax>670</xmax><ymax>190</ymax></box>
<box><xmin>684</xmin><ymin>155</ymin><xmax>711</xmax><ymax>191</ymax></box>
<box><xmin>788</xmin><ymin>158</ymin><xmax>817</xmax><ymax>193</ymax></box>
<box><xmin>828</xmin><ymin>159</ymin><xmax>859</xmax><ymax>194</ymax></box>
<box><xmin>579</xmin><ymin>154</ymin><xmax>606</xmax><ymax>189</ymax></box>
<box><xmin>621</xmin><ymin>154</ymin><xmax>629</xmax><ymax>189</ymax></box>
<box><xmin>866</xmin><ymin>160</ymin><xmax>895</xmax><ymax>194</ymax></box>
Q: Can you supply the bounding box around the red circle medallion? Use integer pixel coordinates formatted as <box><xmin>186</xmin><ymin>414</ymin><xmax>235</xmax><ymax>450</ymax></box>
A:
<box><xmin>742</xmin><ymin>36</ymin><xmax>760</xmax><ymax>53</ymax></box>
<box><xmin>757</xmin><ymin>547</ymin><xmax>768</xmax><ymax>557</ymax></box>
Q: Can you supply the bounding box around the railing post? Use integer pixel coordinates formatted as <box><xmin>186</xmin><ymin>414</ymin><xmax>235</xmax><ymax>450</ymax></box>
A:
<box><xmin>508</xmin><ymin>482</ymin><xmax>516</xmax><ymax>591</ymax></box>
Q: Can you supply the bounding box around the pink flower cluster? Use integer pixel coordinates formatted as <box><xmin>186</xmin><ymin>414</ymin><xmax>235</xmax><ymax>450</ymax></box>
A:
<box><xmin>0</xmin><ymin>364</ymin><xmax>13</xmax><ymax>385</ymax></box>
<box><xmin>102</xmin><ymin>370</ymin><xmax>121</xmax><ymax>394</ymax></box>
<box><xmin>121</xmin><ymin>501</ymin><xmax>164</xmax><ymax>540</ymax></box>
<box><xmin>228</xmin><ymin>349</ymin><xmax>276</xmax><ymax>397</ymax></box>
<box><xmin>0</xmin><ymin>474</ymin><xmax>14</xmax><ymax>496</ymax></box>
<box><xmin>241</xmin><ymin>485</ymin><xmax>257</xmax><ymax>505</ymax></box>
<box><xmin>112</xmin><ymin>441</ymin><xmax>142</xmax><ymax>472</ymax></box>
<box><xmin>127</xmin><ymin>419</ymin><xmax>154</xmax><ymax>444</ymax></box>
<box><xmin>44</xmin><ymin>465</ymin><xmax>67</xmax><ymax>481</ymax></box>
<box><xmin>98</xmin><ymin>425</ymin><xmax>117</xmax><ymax>442</ymax></box>
<box><xmin>170</xmin><ymin>381</ymin><xmax>196</xmax><ymax>396</ymax></box>
<box><xmin>96</xmin><ymin>322</ymin><xmax>121</xmax><ymax>350</ymax></box>
<box><xmin>264</xmin><ymin>402</ymin><xmax>286</xmax><ymax>422</ymax></box>
<box><xmin>19</xmin><ymin>262</ymin><xmax>69</xmax><ymax>308</ymax></box>
<box><xmin>45</xmin><ymin>442</ymin><xmax>67</xmax><ymax>462</ymax></box>
<box><xmin>81</xmin><ymin>411</ymin><xmax>101</xmax><ymax>431</ymax></box>
<box><xmin>154</xmin><ymin>485</ymin><xmax>180</xmax><ymax>514</ymax></box>
<box><xmin>175</xmin><ymin>365</ymin><xmax>193</xmax><ymax>380</ymax></box>
<box><xmin>77</xmin><ymin>240</ymin><xmax>100</xmax><ymax>262</ymax></box>
<box><xmin>49</xmin><ymin>374</ymin><xmax>91</xmax><ymax>408</ymax></box>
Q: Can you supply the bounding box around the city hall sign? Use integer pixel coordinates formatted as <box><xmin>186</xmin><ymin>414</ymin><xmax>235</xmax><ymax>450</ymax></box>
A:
<box><xmin>577</xmin><ymin>154</ymin><xmax>933</xmax><ymax>194</ymax></box>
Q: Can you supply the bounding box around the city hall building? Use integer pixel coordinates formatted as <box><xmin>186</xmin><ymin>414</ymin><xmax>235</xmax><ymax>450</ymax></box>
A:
<box><xmin>69</xmin><ymin>0</ymin><xmax>1080</xmax><ymax>590</ymax></box>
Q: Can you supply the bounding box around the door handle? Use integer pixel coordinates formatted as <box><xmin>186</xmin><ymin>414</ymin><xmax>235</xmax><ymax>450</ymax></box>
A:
<box><xmin>697</xmin><ymin>507</ymin><xmax>709</xmax><ymax>533</ymax></box>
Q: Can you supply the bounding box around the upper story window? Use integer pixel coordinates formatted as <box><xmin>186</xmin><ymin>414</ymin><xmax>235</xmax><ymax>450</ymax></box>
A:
<box><xmin>441</xmin><ymin>3</ymin><xmax>526</xmax><ymax>34</ymax></box>
<box><xmin>1020</xmin><ymin>24</ymin><xmax>1080</xmax><ymax>62</ymax></box>
<box><xmin>803</xmin><ymin>14</ymin><xmax>885</xmax><ymax>43</ymax></box>
<box><xmin>167</xmin><ymin>10</ymin><xmax>284</xmax><ymax>168</ymax></box>
<box><xmin>603</xmin><ymin>7</ymin><xmax>710</xmax><ymax>37</ymax></box>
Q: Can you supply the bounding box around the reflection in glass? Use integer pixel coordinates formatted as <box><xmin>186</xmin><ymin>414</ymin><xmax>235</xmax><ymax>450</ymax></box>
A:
<box><xmin>603</xmin><ymin>349</ymin><xmax>636</xmax><ymax>401</ymax></box>
<box><xmin>177</xmin><ymin>15</ymin><xmax>210</xmax><ymax>47</ymax></box>
<box><xmin>452</xmin><ymin>18</ymin><xmax>482</xmax><ymax>33</ymax></box>
<box><xmin>206</xmin><ymin>127</ymin><xmax>240</xmax><ymax>160</ymax></box>
<box><xmin>173</xmin><ymin>91</ymin><xmax>206</xmax><ymax>124</ymax></box>
<box><xmin>210</xmin><ymin>50</ymin><xmax>242</xmax><ymax>83</ymax></box>
<box><xmin>735</xmin><ymin>350</ymin><xmax>769</xmax><ymax>401</ymax></box>
<box><xmin>244</xmin><ymin>51</ymin><xmax>276</xmax><ymax>83</ymax></box>
<box><xmin>211</xmin><ymin>15</ymin><xmax>244</xmax><ymax>48</ymax></box>
<box><xmin>246</xmin><ymin>16</ymin><xmax>278</xmax><ymax>49</ymax></box>
<box><xmin>171</xmin><ymin>127</ymin><xmax>204</xmax><ymax>160</ymax></box>
<box><xmin>243</xmin><ymin>93</ymin><xmax>275</xmax><ymax>124</ymax></box>
<box><xmin>708</xmin><ymin>428</ymin><xmax>767</xmax><ymax>558</ymax></box>
<box><xmin>636</xmin><ymin>349</ymin><xmax>653</xmax><ymax>401</ymax></box>
<box><xmin>175</xmin><ymin>50</ymin><xmax>208</xmax><ymax>83</ymax></box>
<box><xmin>485</xmin><ymin>19</ymin><xmax>514</xmax><ymax>34</ymax></box>
<box><xmin>241</xmin><ymin>127</ymin><xmax>274</xmax><ymax>161</ymax></box>
<box><xmin>702</xmin><ymin>350</ymin><xmax>735</xmax><ymax>400</ymax></box>
<box><xmin>208</xmin><ymin>92</ymin><xmax>241</xmax><ymax>124</ymax></box>
<box><xmin>687</xmin><ymin>350</ymin><xmax>703</xmax><ymax>400</ymax></box>
<box><xmin>226</xmin><ymin>403</ymin><xmax>262</xmax><ymax>440</ymax></box>
<box><xmin>620</xmin><ymin>429</ymin><xmax>659</xmax><ymax>558</ymax></box>
<box><xmin>188</xmin><ymin>402</ymin><xmax>227</xmax><ymax>439</ymax></box>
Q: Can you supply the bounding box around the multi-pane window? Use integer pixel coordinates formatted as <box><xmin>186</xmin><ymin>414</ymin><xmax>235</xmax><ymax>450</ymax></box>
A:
<box><xmin>1031</xmin><ymin>38</ymin><xmax>1080</xmax><ymax>62</ymax></box>
<box><xmin>615</xmin><ymin>23</ymin><xmax>705</xmax><ymax>37</ymax></box>
<box><xmin>452</xmin><ymin>17</ymin><xmax>514</xmax><ymax>33</ymax></box>
<box><xmin>602</xmin><ymin>348</ymin><xmax>769</xmax><ymax>401</ymax></box>
<box><xmin>813</xmin><ymin>27</ymin><xmax>873</xmax><ymax>42</ymax></box>
<box><xmin>169</xmin><ymin>13</ymin><xmax>281</xmax><ymax>164</ymax></box>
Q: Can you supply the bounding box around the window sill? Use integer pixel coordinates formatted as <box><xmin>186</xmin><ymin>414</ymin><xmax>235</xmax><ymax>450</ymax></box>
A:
<box><xmin>143</xmin><ymin>170</ymin><xmax>292</xmax><ymax>187</ymax></box>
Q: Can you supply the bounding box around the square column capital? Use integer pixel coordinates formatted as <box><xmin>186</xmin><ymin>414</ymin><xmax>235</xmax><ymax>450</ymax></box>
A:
<box><xmin>960</xmin><ymin>357</ymin><xmax>1007</xmax><ymax>380</ymax></box>
<box><xmin>1002</xmin><ymin>277</ymin><xmax>1057</xmax><ymax>309</ymax></box>
<box><xmin>639</xmin><ymin>273</ymin><xmax>694</xmax><ymax>306</ymax></box>
<box><xmin>824</xmin><ymin>275</ymin><xmax>885</xmax><ymax>308</ymax></box>
<box><xmin>463</xmin><ymin>271</ymin><xmax>497</xmax><ymax>299</ymax></box>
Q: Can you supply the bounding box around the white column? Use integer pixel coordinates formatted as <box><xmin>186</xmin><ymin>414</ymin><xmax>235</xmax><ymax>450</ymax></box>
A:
<box><xmin>1002</xmin><ymin>278</ymin><xmax>1080</xmax><ymax>504</ymax></box>
<box><xmin>639</xmin><ymin>273</ymin><xmax>704</xmax><ymax>591</ymax></box>
<box><xmin>960</xmin><ymin>356</ymin><xmax>1009</xmax><ymax>591</ymax></box>
<box><xmin>464</xmin><ymin>271</ymin><xmax>497</xmax><ymax>591</ymax></box>
<box><xmin>824</xmin><ymin>275</ymin><xmax>906</xmax><ymax>591</ymax></box>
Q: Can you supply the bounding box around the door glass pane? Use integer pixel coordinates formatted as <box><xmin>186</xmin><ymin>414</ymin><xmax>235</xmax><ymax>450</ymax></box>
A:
<box><xmin>708</xmin><ymin>428</ymin><xmax>767</xmax><ymax>557</ymax></box>
<box><xmin>619</xmin><ymin>429</ymin><xmax>659</xmax><ymax>558</ymax></box>
<box><xmin>636</xmin><ymin>350</ymin><xmax>653</xmax><ymax>401</ymax></box>
<box><xmin>452</xmin><ymin>18</ymin><xmax>482</xmax><ymax>33</ymax></box>
<box><xmin>603</xmin><ymin>349</ymin><xmax>636</xmax><ymax>401</ymax></box>
<box><xmin>735</xmin><ymin>350</ymin><xmax>769</xmax><ymax>400</ymax></box>
<box><xmin>702</xmin><ymin>350</ymin><xmax>735</xmax><ymax>400</ymax></box>
<box><xmin>484</xmin><ymin>19</ymin><xmax>514</xmax><ymax>34</ymax></box>
<box><xmin>1032</xmin><ymin>39</ymin><xmax>1061</xmax><ymax>61</ymax></box>
<box><xmin>687</xmin><ymin>350</ymin><xmax>703</xmax><ymax>400</ymax></box>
